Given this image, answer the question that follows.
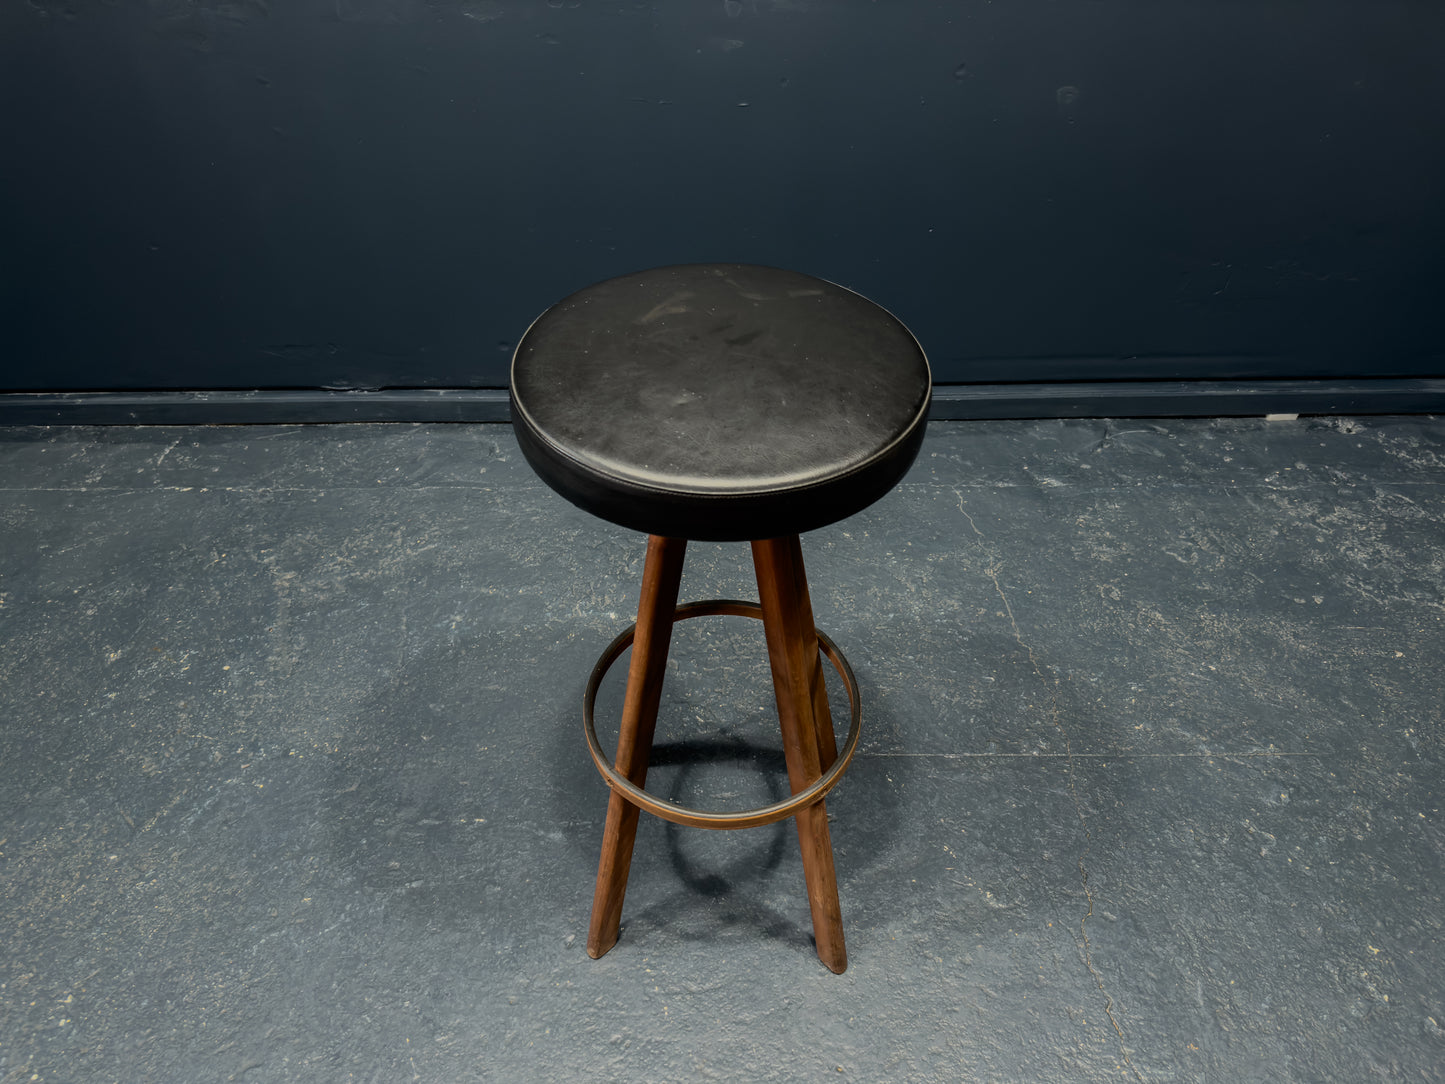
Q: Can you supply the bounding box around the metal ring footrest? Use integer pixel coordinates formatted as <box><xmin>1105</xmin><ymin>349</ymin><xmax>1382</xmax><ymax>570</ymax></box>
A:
<box><xmin>583</xmin><ymin>599</ymin><xmax>862</xmax><ymax>830</ymax></box>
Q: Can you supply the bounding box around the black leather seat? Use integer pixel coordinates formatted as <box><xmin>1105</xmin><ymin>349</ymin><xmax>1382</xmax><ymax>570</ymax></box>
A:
<box><xmin>510</xmin><ymin>263</ymin><xmax>930</xmax><ymax>973</ymax></box>
<box><xmin>510</xmin><ymin>263</ymin><xmax>931</xmax><ymax>540</ymax></box>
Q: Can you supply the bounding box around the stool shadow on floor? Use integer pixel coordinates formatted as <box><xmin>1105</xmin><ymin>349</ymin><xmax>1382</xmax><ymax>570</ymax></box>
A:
<box><xmin>537</xmin><ymin>559</ymin><xmax>913</xmax><ymax>961</ymax></box>
<box><xmin>626</xmin><ymin>738</ymin><xmax>810</xmax><ymax>951</ymax></box>
<box><xmin>560</xmin><ymin>668</ymin><xmax>910</xmax><ymax>957</ymax></box>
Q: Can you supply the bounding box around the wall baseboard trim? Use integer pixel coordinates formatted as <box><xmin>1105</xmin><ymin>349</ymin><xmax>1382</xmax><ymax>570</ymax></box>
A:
<box><xmin>0</xmin><ymin>379</ymin><xmax>1441</xmax><ymax>426</ymax></box>
<box><xmin>927</xmin><ymin>378</ymin><xmax>1445</xmax><ymax>419</ymax></box>
<box><xmin>0</xmin><ymin>388</ymin><xmax>515</xmax><ymax>425</ymax></box>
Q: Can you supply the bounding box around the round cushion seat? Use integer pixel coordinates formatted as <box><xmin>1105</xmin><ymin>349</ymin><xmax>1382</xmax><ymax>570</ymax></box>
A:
<box><xmin>510</xmin><ymin>263</ymin><xmax>932</xmax><ymax>541</ymax></box>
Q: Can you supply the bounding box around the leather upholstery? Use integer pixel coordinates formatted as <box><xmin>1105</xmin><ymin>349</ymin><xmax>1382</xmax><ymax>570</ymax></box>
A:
<box><xmin>510</xmin><ymin>264</ymin><xmax>931</xmax><ymax>541</ymax></box>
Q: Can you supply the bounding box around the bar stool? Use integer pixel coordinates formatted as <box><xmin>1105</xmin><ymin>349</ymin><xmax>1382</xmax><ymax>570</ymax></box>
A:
<box><xmin>510</xmin><ymin>263</ymin><xmax>930</xmax><ymax>973</ymax></box>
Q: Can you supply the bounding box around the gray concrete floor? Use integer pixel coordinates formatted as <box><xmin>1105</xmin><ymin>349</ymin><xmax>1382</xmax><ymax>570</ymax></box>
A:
<box><xmin>1</xmin><ymin>416</ymin><xmax>1442</xmax><ymax>1083</ymax></box>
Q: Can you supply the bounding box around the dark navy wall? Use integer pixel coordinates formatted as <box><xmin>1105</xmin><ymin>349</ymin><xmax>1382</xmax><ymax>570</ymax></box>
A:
<box><xmin>3</xmin><ymin>0</ymin><xmax>1443</xmax><ymax>393</ymax></box>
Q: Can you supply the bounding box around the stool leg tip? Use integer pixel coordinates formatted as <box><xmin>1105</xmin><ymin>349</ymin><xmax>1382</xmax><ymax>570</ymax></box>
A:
<box><xmin>586</xmin><ymin>931</ymin><xmax>619</xmax><ymax>960</ymax></box>
<box><xmin>819</xmin><ymin>948</ymin><xmax>848</xmax><ymax>974</ymax></box>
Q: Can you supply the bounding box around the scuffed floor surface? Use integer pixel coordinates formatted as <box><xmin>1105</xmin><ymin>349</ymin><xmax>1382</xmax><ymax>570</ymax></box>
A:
<box><xmin>1</xmin><ymin>416</ymin><xmax>1442</xmax><ymax>1083</ymax></box>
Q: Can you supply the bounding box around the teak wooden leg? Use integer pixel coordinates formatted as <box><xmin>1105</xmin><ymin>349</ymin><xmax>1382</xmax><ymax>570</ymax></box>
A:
<box><xmin>786</xmin><ymin>537</ymin><xmax>839</xmax><ymax>773</ymax></box>
<box><xmin>751</xmin><ymin>535</ymin><xmax>848</xmax><ymax>974</ymax></box>
<box><xmin>586</xmin><ymin>534</ymin><xmax>687</xmax><ymax>959</ymax></box>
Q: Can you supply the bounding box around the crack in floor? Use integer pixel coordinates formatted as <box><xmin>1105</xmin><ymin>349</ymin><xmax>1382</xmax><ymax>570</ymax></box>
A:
<box><xmin>953</xmin><ymin>487</ymin><xmax>986</xmax><ymax>537</ymax></box>
<box><xmin>986</xmin><ymin>561</ymin><xmax>1145</xmax><ymax>1083</ymax></box>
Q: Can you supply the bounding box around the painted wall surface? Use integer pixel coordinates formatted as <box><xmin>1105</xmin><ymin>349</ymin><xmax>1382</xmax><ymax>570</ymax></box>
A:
<box><xmin>3</xmin><ymin>1</ymin><xmax>1442</xmax><ymax>391</ymax></box>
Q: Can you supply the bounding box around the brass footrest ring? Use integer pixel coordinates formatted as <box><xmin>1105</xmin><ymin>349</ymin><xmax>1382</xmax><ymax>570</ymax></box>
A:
<box><xmin>583</xmin><ymin>599</ymin><xmax>862</xmax><ymax>831</ymax></box>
